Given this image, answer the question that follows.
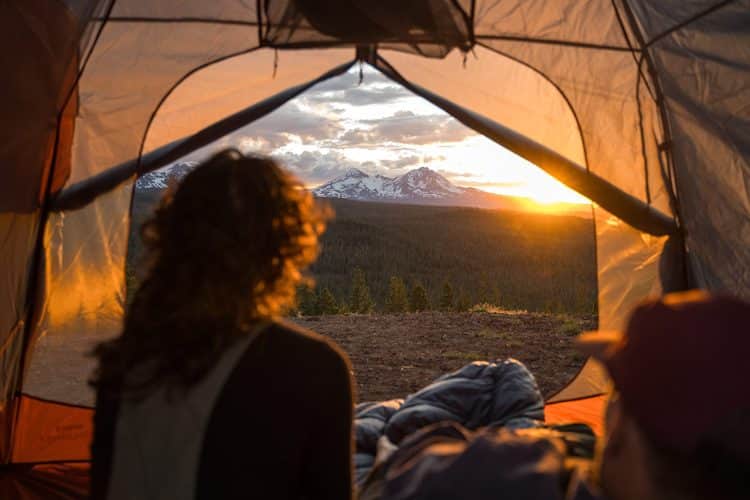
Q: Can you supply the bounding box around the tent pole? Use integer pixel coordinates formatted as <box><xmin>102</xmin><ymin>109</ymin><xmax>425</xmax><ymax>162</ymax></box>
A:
<box><xmin>375</xmin><ymin>55</ymin><xmax>678</xmax><ymax>237</ymax></box>
<box><xmin>617</xmin><ymin>0</ymin><xmax>690</xmax><ymax>290</ymax></box>
<box><xmin>50</xmin><ymin>59</ymin><xmax>357</xmax><ymax>212</ymax></box>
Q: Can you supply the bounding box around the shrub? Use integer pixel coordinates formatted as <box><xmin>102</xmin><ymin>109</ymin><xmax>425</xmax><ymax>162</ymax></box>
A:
<box><xmin>349</xmin><ymin>267</ymin><xmax>374</xmax><ymax>313</ymax></box>
<box><xmin>410</xmin><ymin>283</ymin><xmax>430</xmax><ymax>312</ymax></box>
<box><xmin>385</xmin><ymin>276</ymin><xmax>409</xmax><ymax>313</ymax></box>
<box><xmin>439</xmin><ymin>281</ymin><xmax>454</xmax><ymax>311</ymax></box>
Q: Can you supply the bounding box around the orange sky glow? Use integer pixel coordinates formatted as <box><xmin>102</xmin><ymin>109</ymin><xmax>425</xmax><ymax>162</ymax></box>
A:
<box><xmin>193</xmin><ymin>66</ymin><xmax>591</xmax><ymax>210</ymax></box>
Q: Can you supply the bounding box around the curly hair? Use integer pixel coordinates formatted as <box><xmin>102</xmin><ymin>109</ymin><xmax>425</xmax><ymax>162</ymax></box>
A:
<box><xmin>92</xmin><ymin>149</ymin><xmax>330</xmax><ymax>397</ymax></box>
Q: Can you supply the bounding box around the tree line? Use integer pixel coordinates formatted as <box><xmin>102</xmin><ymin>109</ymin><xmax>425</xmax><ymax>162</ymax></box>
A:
<box><xmin>127</xmin><ymin>196</ymin><xmax>598</xmax><ymax>314</ymax></box>
<box><xmin>294</xmin><ymin>267</ymin><xmax>486</xmax><ymax>316</ymax></box>
<box><xmin>306</xmin><ymin>199</ymin><xmax>597</xmax><ymax>314</ymax></box>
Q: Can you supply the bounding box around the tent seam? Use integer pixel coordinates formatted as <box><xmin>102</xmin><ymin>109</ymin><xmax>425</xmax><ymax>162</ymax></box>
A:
<box><xmin>645</xmin><ymin>0</ymin><xmax>737</xmax><ymax>48</ymax></box>
<box><xmin>610</xmin><ymin>0</ymin><xmax>657</xmax><ymax>101</ymax></box>
<box><xmin>475</xmin><ymin>34</ymin><xmax>638</xmax><ymax>52</ymax></box>
<box><xmin>96</xmin><ymin>16</ymin><xmax>260</xmax><ymax>26</ymax></box>
<box><xmin>618</xmin><ymin>2</ymin><xmax>683</xmax><ymax>226</ymax></box>
<box><xmin>619</xmin><ymin>1</ymin><xmax>690</xmax><ymax>290</ymax></box>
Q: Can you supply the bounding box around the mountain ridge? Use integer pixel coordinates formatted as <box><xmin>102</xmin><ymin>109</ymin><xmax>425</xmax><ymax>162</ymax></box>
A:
<box><xmin>312</xmin><ymin>166</ymin><xmax>591</xmax><ymax>215</ymax></box>
<box><xmin>136</xmin><ymin>162</ymin><xmax>590</xmax><ymax>217</ymax></box>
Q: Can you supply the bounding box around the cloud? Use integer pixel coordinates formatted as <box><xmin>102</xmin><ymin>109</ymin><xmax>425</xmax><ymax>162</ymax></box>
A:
<box><xmin>338</xmin><ymin>128</ymin><xmax>377</xmax><ymax>146</ymax></box>
<box><xmin>379</xmin><ymin>154</ymin><xmax>435</xmax><ymax>169</ymax></box>
<box><xmin>302</xmin><ymin>70</ymin><xmax>413</xmax><ymax>107</ymax></box>
<box><xmin>380</xmin><ymin>155</ymin><xmax>421</xmax><ymax>169</ymax></box>
<box><xmin>273</xmin><ymin>150</ymin><xmax>364</xmax><ymax>185</ymax></box>
<box><xmin>456</xmin><ymin>179</ymin><xmax>527</xmax><ymax>189</ymax></box>
<box><xmin>231</xmin><ymin>102</ymin><xmax>343</xmax><ymax>151</ymax></box>
<box><xmin>362</xmin><ymin>111</ymin><xmax>477</xmax><ymax>145</ymax></box>
<box><xmin>437</xmin><ymin>169</ymin><xmax>475</xmax><ymax>178</ymax></box>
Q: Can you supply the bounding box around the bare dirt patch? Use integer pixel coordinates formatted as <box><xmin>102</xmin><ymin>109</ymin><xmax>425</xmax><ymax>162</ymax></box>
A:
<box><xmin>23</xmin><ymin>310</ymin><xmax>595</xmax><ymax>407</ymax></box>
<box><xmin>292</xmin><ymin>310</ymin><xmax>596</xmax><ymax>402</ymax></box>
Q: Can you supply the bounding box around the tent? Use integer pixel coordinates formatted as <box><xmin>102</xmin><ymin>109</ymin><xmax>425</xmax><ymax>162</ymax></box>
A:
<box><xmin>1</xmin><ymin>1</ymin><xmax>748</xmax><ymax>496</ymax></box>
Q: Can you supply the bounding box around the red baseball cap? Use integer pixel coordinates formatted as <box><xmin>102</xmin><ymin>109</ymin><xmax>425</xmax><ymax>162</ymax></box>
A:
<box><xmin>576</xmin><ymin>290</ymin><xmax>750</xmax><ymax>457</ymax></box>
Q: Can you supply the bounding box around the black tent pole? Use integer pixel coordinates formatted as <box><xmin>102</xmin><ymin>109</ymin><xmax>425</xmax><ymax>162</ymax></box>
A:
<box><xmin>51</xmin><ymin>59</ymin><xmax>356</xmax><ymax>212</ymax></box>
<box><xmin>375</xmin><ymin>54</ymin><xmax>678</xmax><ymax>237</ymax></box>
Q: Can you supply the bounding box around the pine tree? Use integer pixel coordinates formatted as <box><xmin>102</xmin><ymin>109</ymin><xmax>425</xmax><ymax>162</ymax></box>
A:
<box><xmin>349</xmin><ymin>267</ymin><xmax>374</xmax><ymax>313</ymax></box>
<box><xmin>385</xmin><ymin>276</ymin><xmax>409</xmax><ymax>313</ymax></box>
<box><xmin>455</xmin><ymin>289</ymin><xmax>472</xmax><ymax>312</ymax></box>
<box><xmin>410</xmin><ymin>282</ymin><xmax>430</xmax><ymax>312</ymax></box>
<box><xmin>477</xmin><ymin>277</ymin><xmax>492</xmax><ymax>305</ymax></box>
<box><xmin>297</xmin><ymin>285</ymin><xmax>319</xmax><ymax>316</ymax></box>
<box><xmin>492</xmin><ymin>286</ymin><xmax>502</xmax><ymax>307</ymax></box>
<box><xmin>317</xmin><ymin>287</ymin><xmax>339</xmax><ymax>315</ymax></box>
<box><xmin>439</xmin><ymin>281</ymin><xmax>454</xmax><ymax>311</ymax></box>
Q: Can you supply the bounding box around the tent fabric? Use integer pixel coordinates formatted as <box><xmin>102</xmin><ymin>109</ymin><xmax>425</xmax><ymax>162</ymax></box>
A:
<box><xmin>0</xmin><ymin>0</ymin><xmax>85</xmax><ymax>463</ymax></box>
<box><xmin>0</xmin><ymin>3</ymin><xmax>748</xmax><ymax>497</ymax></box>
<box><xmin>375</xmin><ymin>53</ymin><xmax>676</xmax><ymax>236</ymax></box>
<box><xmin>0</xmin><ymin>463</ymin><xmax>90</xmax><ymax>500</ymax></box>
<box><xmin>545</xmin><ymin>395</ymin><xmax>608</xmax><ymax>437</ymax></box>
<box><xmin>551</xmin><ymin>206</ymin><xmax>667</xmax><ymax>401</ymax></box>
<box><xmin>635</xmin><ymin>1</ymin><xmax>750</xmax><ymax>294</ymax></box>
<box><xmin>10</xmin><ymin>396</ymin><xmax>92</xmax><ymax>464</ymax></box>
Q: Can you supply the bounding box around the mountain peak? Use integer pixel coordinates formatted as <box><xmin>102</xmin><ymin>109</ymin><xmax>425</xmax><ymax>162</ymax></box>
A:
<box><xmin>313</xmin><ymin>166</ymin><xmax>467</xmax><ymax>203</ymax></box>
<box><xmin>401</xmin><ymin>166</ymin><xmax>444</xmax><ymax>179</ymax></box>
<box><xmin>343</xmin><ymin>167</ymin><xmax>368</xmax><ymax>178</ymax></box>
<box><xmin>136</xmin><ymin>161</ymin><xmax>197</xmax><ymax>191</ymax></box>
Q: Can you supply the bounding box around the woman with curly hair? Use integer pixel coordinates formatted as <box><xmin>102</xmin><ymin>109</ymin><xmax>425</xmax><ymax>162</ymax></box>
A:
<box><xmin>90</xmin><ymin>150</ymin><xmax>353</xmax><ymax>500</ymax></box>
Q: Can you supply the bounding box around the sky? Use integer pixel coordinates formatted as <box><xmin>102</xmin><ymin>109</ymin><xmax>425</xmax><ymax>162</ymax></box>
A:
<box><xmin>207</xmin><ymin>66</ymin><xmax>590</xmax><ymax>206</ymax></box>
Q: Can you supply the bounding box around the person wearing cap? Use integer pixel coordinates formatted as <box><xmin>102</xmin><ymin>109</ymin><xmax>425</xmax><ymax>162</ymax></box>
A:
<box><xmin>577</xmin><ymin>290</ymin><xmax>750</xmax><ymax>500</ymax></box>
<box><xmin>376</xmin><ymin>291</ymin><xmax>750</xmax><ymax>500</ymax></box>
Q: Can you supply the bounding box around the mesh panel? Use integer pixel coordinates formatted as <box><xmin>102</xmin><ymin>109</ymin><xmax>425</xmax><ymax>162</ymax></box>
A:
<box><xmin>262</xmin><ymin>0</ymin><xmax>471</xmax><ymax>56</ymax></box>
<box><xmin>474</xmin><ymin>0</ymin><xmax>632</xmax><ymax>47</ymax></box>
<box><xmin>23</xmin><ymin>22</ymin><xmax>352</xmax><ymax>406</ymax></box>
<box><xmin>111</xmin><ymin>0</ymin><xmax>258</xmax><ymax>20</ymax></box>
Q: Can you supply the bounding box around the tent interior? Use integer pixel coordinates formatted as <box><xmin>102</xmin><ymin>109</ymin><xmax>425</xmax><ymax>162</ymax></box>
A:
<box><xmin>1</xmin><ymin>1</ymin><xmax>748</xmax><ymax>497</ymax></box>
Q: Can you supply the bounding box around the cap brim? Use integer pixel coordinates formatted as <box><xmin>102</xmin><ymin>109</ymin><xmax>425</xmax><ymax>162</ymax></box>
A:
<box><xmin>575</xmin><ymin>330</ymin><xmax>623</xmax><ymax>361</ymax></box>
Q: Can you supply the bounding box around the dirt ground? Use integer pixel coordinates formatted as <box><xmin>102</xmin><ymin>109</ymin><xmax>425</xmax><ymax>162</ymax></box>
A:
<box><xmin>23</xmin><ymin>310</ymin><xmax>595</xmax><ymax>406</ymax></box>
<box><xmin>293</xmin><ymin>310</ymin><xmax>596</xmax><ymax>402</ymax></box>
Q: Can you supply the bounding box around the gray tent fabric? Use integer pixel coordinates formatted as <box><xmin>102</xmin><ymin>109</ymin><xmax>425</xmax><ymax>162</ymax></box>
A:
<box><xmin>0</xmin><ymin>1</ymin><xmax>748</xmax><ymax>485</ymax></box>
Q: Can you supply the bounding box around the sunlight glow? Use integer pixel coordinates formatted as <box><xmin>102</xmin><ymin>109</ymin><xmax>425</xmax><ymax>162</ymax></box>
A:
<box><xmin>419</xmin><ymin>136</ymin><xmax>590</xmax><ymax>206</ymax></box>
<box><xmin>197</xmin><ymin>66</ymin><xmax>593</xmax><ymax>212</ymax></box>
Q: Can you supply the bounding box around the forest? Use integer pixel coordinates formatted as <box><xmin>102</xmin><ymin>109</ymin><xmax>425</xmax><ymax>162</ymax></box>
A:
<box><xmin>129</xmin><ymin>193</ymin><xmax>597</xmax><ymax>314</ymax></box>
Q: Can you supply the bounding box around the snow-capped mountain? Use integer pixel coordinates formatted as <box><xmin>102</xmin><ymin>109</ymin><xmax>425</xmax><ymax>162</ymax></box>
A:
<box><xmin>136</xmin><ymin>161</ymin><xmax>197</xmax><ymax>191</ymax></box>
<box><xmin>313</xmin><ymin>167</ymin><xmax>524</xmax><ymax>211</ymax></box>
<box><xmin>314</xmin><ymin>167</ymin><xmax>465</xmax><ymax>200</ymax></box>
<box><xmin>136</xmin><ymin>163</ymin><xmax>588</xmax><ymax>216</ymax></box>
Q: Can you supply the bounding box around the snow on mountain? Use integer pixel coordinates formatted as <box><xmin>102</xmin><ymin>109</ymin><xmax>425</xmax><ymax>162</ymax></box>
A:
<box><xmin>138</xmin><ymin>163</ymin><xmax>507</xmax><ymax>209</ymax></box>
<box><xmin>136</xmin><ymin>163</ymin><xmax>588</xmax><ymax>216</ymax></box>
<box><xmin>313</xmin><ymin>166</ymin><xmax>522</xmax><ymax>210</ymax></box>
<box><xmin>315</xmin><ymin>167</ymin><xmax>465</xmax><ymax>200</ymax></box>
<box><xmin>135</xmin><ymin>161</ymin><xmax>197</xmax><ymax>191</ymax></box>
